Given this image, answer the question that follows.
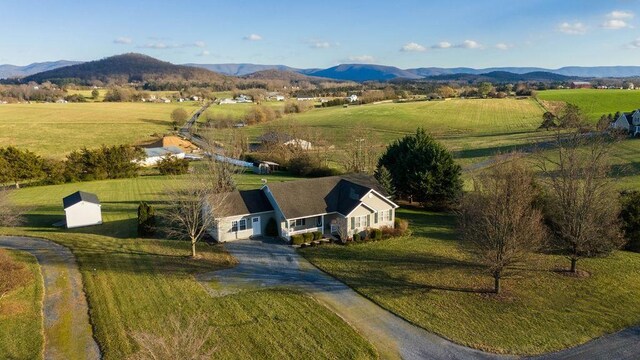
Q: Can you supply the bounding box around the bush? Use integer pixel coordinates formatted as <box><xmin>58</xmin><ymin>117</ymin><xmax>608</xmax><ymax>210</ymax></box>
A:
<box><xmin>291</xmin><ymin>234</ymin><xmax>304</xmax><ymax>245</ymax></box>
<box><xmin>137</xmin><ymin>201</ymin><xmax>156</xmax><ymax>237</ymax></box>
<box><xmin>394</xmin><ymin>218</ymin><xmax>409</xmax><ymax>236</ymax></box>
<box><xmin>157</xmin><ymin>156</ymin><xmax>189</xmax><ymax>175</ymax></box>
<box><xmin>265</xmin><ymin>217</ymin><xmax>278</xmax><ymax>237</ymax></box>
<box><xmin>312</xmin><ymin>231</ymin><xmax>322</xmax><ymax>240</ymax></box>
<box><xmin>303</xmin><ymin>232</ymin><xmax>314</xmax><ymax>242</ymax></box>
<box><xmin>371</xmin><ymin>228</ymin><xmax>382</xmax><ymax>240</ymax></box>
<box><xmin>361</xmin><ymin>230</ymin><xmax>369</xmax><ymax>241</ymax></box>
<box><xmin>353</xmin><ymin>233</ymin><xmax>361</xmax><ymax>242</ymax></box>
<box><xmin>380</xmin><ymin>226</ymin><xmax>395</xmax><ymax>239</ymax></box>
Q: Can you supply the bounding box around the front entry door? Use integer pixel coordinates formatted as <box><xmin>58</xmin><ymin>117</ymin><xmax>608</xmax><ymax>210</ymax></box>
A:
<box><xmin>252</xmin><ymin>217</ymin><xmax>261</xmax><ymax>236</ymax></box>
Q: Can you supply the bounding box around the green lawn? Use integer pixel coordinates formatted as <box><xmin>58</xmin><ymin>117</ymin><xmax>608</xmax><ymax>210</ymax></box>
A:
<box><xmin>3</xmin><ymin>172</ymin><xmax>376</xmax><ymax>359</ymax></box>
<box><xmin>0</xmin><ymin>102</ymin><xmax>201</xmax><ymax>159</ymax></box>
<box><xmin>537</xmin><ymin>89</ymin><xmax>640</xmax><ymax>121</ymax></box>
<box><xmin>0</xmin><ymin>249</ymin><xmax>44</xmax><ymax>360</ymax></box>
<box><xmin>300</xmin><ymin>208</ymin><xmax>640</xmax><ymax>355</ymax></box>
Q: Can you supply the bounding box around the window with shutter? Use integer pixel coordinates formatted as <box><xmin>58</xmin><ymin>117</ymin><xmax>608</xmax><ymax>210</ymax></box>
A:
<box><xmin>374</xmin><ymin>212</ymin><xmax>378</xmax><ymax>223</ymax></box>
<box><xmin>351</xmin><ymin>217</ymin><xmax>355</xmax><ymax>229</ymax></box>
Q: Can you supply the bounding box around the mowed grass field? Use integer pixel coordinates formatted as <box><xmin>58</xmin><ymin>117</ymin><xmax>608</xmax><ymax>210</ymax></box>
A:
<box><xmin>3</xmin><ymin>172</ymin><xmax>377</xmax><ymax>359</ymax></box>
<box><xmin>0</xmin><ymin>249</ymin><xmax>43</xmax><ymax>360</ymax></box>
<box><xmin>0</xmin><ymin>102</ymin><xmax>201</xmax><ymax>159</ymax></box>
<box><xmin>537</xmin><ymin>89</ymin><xmax>640</xmax><ymax>121</ymax></box>
<box><xmin>301</xmin><ymin>208</ymin><xmax>640</xmax><ymax>355</ymax></box>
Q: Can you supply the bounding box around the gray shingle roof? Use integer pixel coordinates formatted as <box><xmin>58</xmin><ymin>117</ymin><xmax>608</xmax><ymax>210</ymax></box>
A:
<box><xmin>265</xmin><ymin>174</ymin><xmax>388</xmax><ymax>219</ymax></box>
<box><xmin>63</xmin><ymin>191</ymin><xmax>100</xmax><ymax>209</ymax></box>
<box><xmin>214</xmin><ymin>189</ymin><xmax>274</xmax><ymax>217</ymax></box>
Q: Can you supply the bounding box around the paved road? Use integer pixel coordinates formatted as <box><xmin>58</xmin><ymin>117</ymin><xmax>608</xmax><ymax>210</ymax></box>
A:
<box><xmin>0</xmin><ymin>236</ymin><xmax>100</xmax><ymax>360</ymax></box>
<box><xmin>197</xmin><ymin>238</ymin><xmax>507</xmax><ymax>360</ymax></box>
<box><xmin>198</xmin><ymin>238</ymin><xmax>640</xmax><ymax>360</ymax></box>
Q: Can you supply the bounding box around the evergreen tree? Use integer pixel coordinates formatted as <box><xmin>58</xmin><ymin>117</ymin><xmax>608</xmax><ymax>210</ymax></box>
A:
<box><xmin>378</xmin><ymin>128</ymin><xmax>462</xmax><ymax>209</ymax></box>
<box><xmin>137</xmin><ymin>201</ymin><xmax>156</xmax><ymax>237</ymax></box>
<box><xmin>374</xmin><ymin>165</ymin><xmax>395</xmax><ymax>198</ymax></box>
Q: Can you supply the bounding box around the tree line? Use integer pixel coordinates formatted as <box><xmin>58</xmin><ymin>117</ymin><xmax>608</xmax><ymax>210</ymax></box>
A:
<box><xmin>0</xmin><ymin>145</ymin><xmax>145</xmax><ymax>187</ymax></box>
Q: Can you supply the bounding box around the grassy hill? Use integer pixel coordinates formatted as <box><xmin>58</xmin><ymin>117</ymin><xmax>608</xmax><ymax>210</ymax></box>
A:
<box><xmin>0</xmin><ymin>102</ymin><xmax>201</xmax><ymax>159</ymax></box>
<box><xmin>536</xmin><ymin>89</ymin><xmax>640</xmax><ymax>120</ymax></box>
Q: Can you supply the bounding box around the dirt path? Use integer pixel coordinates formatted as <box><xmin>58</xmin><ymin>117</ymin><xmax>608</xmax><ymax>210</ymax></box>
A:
<box><xmin>0</xmin><ymin>236</ymin><xmax>100</xmax><ymax>360</ymax></box>
<box><xmin>198</xmin><ymin>238</ymin><xmax>640</xmax><ymax>360</ymax></box>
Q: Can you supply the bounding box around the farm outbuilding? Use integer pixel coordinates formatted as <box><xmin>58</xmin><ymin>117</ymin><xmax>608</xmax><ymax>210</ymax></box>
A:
<box><xmin>63</xmin><ymin>191</ymin><xmax>103</xmax><ymax>229</ymax></box>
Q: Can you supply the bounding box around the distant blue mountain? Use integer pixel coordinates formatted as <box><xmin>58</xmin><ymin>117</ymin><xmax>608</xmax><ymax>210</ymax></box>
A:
<box><xmin>185</xmin><ymin>63</ymin><xmax>302</xmax><ymax>76</ymax></box>
<box><xmin>0</xmin><ymin>60</ymin><xmax>82</xmax><ymax>79</ymax></box>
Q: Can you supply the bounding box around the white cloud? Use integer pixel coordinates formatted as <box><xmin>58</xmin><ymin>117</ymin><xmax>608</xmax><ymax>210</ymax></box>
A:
<box><xmin>197</xmin><ymin>50</ymin><xmax>210</xmax><ymax>56</ymax></box>
<box><xmin>243</xmin><ymin>34</ymin><xmax>263</xmax><ymax>41</ymax></box>
<box><xmin>348</xmin><ymin>55</ymin><xmax>376</xmax><ymax>63</ymax></box>
<box><xmin>311</xmin><ymin>40</ymin><xmax>331</xmax><ymax>49</ymax></box>
<box><xmin>400</xmin><ymin>42</ymin><xmax>427</xmax><ymax>52</ymax></box>
<box><xmin>558</xmin><ymin>22</ymin><xmax>587</xmax><ymax>35</ymax></box>
<box><xmin>432</xmin><ymin>41</ymin><xmax>452</xmax><ymax>49</ymax></box>
<box><xmin>194</xmin><ymin>41</ymin><xmax>206</xmax><ymax>48</ymax></box>
<box><xmin>140</xmin><ymin>42</ymin><xmax>169</xmax><ymax>49</ymax></box>
<box><xmin>608</xmin><ymin>10</ymin><xmax>634</xmax><ymax>19</ymax></box>
<box><xmin>113</xmin><ymin>37</ymin><xmax>132</xmax><ymax>44</ymax></box>
<box><xmin>627</xmin><ymin>38</ymin><xmax>640</xmax><ymax>48</ymax></box>
<box><xmin>495</xmin><ymin>43</ymin><xmax>511</xmax><ymax>50</ymax></box>
<box><xmin>456</xmin><ymin>40</ymin><xmax>483</xmax><ymax>49</ymax></box>
<box><xmin>602</xmin><ymin>19</ymin><xmax>632</xmax><ymax>29</ymax></box>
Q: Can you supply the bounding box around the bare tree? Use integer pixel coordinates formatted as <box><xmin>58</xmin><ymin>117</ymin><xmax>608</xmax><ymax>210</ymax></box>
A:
<box><xmin>338</xmin><ymin>124</ymin><xmax>381</xmax><ymax>174</ymax></box>
<box><xmin>536</xmin><ymin>131</ymin><xmax>624</xmax><ymax>273</ymax></box>
<box><xmin>163</xmin><ymin>135</ymin><xmax>240</xmax><ymax>258</ymax></box>
<box><xmin>458</xmin><ymin>157</ymin><xmax>545</xmax><ymax>293</ymax></box>
<box><xmin>128</xmin><ymin>315</ymin><xmax>215</xmax><ymax>360</ymax></box>
<box><xmin>0</xmin><ymin>188</ymin><xmax>24</xmax><ymax>227</ymax></box>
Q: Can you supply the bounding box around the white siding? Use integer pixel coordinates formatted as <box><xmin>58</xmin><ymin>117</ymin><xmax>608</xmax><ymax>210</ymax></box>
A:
<box><xmin>211</xmin><ymin>211</ymin><xmax>275</xmax><ymax>242</ymax></box>
<box><xmin>611</xmin><ymin>115</ymin><xmax>631</xmax><ymax>131</ymax></box>
<box><xmin>65</xmin><ymin>202</ymin><xmax>102</xmax><ymax>228</ymax></box>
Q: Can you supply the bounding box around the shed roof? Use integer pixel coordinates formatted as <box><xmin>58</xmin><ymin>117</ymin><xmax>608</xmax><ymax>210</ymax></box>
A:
<box><xmin>63</xmin><ymin>191</ymin><xmax>100</xmax><ymax>209</ymax></box>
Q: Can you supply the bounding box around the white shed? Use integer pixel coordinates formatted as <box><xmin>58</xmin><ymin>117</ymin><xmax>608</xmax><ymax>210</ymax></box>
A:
<box><xmin>141</xmin><ymin>146</ymin><xmax>185</xmax><ymax>166</ymax></box>
<box><xmin>63</xmin><ymin>191</ymin><xmax>103</xmax><ymax>229</ymax></box>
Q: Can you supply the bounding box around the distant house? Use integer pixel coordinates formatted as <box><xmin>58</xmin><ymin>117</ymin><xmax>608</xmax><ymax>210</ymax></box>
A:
<box><xmin>63</xmin><ymin>191</ymin><xmax>102</xmax><ymax>229</ymax></box>
<box><xmin>258</xmin><ymin>131</ymin><xmax>313</xmax><ymax>150</ymax></box>
<box><xmin>234</xmin><ymin>94</ymin><xmax>253</xmax><ymax>103</ymax></box>
<box><xmin>296</xmin><ymin>97</ymin><xmax>315</xmax><ymax>101</ymax></box>
<box><xmin>192</xmin><ymin>96</ymin><xmax>200</xmax><ymax>101</ymax></box>
<box><xmin>140</xmin><ymin>146</ymin><xmax>185</xmax><ymax>166</ymax></box>
<box><xmin>570</xmin><ymin>81</ymin><xmax>591</xmax><ymax>89</ymax></box>
<box><xmin>207</xmin><ymin>174</ymin><xmax>398</xmax><ymax>242</ymax></box>
<box><xmin>610</xmin><ymin>110</ymin><xmax>640</xmax><ymax>136</ymax></box>
<box><xmin>628</xmin><ymin>83</ymin><xmax>635</xmax><ymax>90</ymax></box>
<box><xmin>219</xmin><ymin>98</ymin><xmax>237</xmax><ymax>105</ymax></box>
<box><xmin>348</xmin><ymin>94</ymin><xmax>358</xmax><ymax>102</ymax></box>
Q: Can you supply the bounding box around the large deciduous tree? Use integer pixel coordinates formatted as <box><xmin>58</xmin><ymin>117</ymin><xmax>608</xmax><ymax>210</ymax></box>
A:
<box><xmin>377</xmin><ymin>128</ymin><xmax>462</xmax><ymax>209</ymax></box>
<box><xmin>537</xmin><ymin>131</ymin><xmax>624</xmax><ymax>273</ymax></box>
<box><xmin>458</xmin><ymin>158</ymin><xmax>545</xmax><ymax>293</ymax></box>
<box><xmin>170</xmin><ymin>108</ymin><xmax>190</xmax><ymax>128</ymax></box>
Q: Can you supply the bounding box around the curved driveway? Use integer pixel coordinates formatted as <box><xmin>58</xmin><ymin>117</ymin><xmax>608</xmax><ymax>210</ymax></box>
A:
<box><xmin>0</xmin><ymin>236</ymin><xmax>100</xmax><ymax>360</ymax></box>
<box><xmin>198</xmin><ymin>238</ymin><xmax>640</xmax><ymax>360</ymax></box>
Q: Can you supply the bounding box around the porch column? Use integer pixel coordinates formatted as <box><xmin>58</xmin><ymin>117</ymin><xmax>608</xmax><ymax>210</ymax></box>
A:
<box><xmin>321</xmin><ymin>215</ymin><xmax>325</xmax><ymax>233</ymax></box>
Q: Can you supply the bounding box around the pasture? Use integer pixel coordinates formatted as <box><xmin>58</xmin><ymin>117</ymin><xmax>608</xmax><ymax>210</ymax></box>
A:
<box><xmin>536</xmin><ymin>89</ymin><xmax>640</xmax><ymax>121</ymax></box>
<box><xmin>301</xmin><ymin>208</ymin><xmax>640</xmax><ymax>355</ymax></box>
<box><xmin>0</xmin><ymin>249</ymin><xmax>43</xmax><ymax>360</ymax></box>
<box><xmin>0</xmin><ymin>102</ymin><xmax>201</xmax><ymax>159</ymax></box>
<box><xmin>3</xmin><ymin>171</ymin><xmax>376</xmax><ymax>359</ymax></box>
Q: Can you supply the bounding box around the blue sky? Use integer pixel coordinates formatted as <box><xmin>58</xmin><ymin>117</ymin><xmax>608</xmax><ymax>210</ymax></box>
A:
<box><xmin>2</xmin><ymin>0</ymin><xmax>640</xmax><ymax>68</ymax></box>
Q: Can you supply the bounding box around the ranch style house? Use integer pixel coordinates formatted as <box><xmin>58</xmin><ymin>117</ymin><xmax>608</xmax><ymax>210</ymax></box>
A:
<box><xmin>208</xmin><ymin>174</ymin><xmax>398</xmax><ymax>242</ymax></box>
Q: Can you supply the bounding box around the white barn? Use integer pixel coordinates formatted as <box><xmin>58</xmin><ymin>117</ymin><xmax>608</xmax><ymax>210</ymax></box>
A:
<box><xmin>63</xmin><ymin>191</ymin><xmax>103</xmax><ymax>229</ymax></box>
<box><xmin>141</xmin><ymin>146</ymin><xmax>185</xmax><ymax>166</ymax></box>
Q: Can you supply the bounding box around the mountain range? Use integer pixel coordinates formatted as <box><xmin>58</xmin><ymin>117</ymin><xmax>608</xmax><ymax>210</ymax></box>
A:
<box><xmin>4</xmin><ymin>54</ymin><xmax>640</xmax><ymax>82</ymax></box>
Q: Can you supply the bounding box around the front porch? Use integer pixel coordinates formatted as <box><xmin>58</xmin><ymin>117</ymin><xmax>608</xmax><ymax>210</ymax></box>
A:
<box><xmin>282</xmin><ymin>213</ymin><xmax>344</xmax><ymax>239</ymax></box>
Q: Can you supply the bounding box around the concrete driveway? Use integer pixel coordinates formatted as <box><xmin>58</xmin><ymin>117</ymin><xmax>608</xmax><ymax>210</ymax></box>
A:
<box><xmin>197</xmin><ymin>238</ymin><xmax>640</xmax><ymax>360</ymax></box>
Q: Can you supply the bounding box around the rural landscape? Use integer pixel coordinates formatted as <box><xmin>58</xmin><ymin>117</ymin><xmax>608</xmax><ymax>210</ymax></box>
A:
<box><xmin>2</xmin><ymin>1</ymin><xmax>640</xmax><ymax>360</ymax></box>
